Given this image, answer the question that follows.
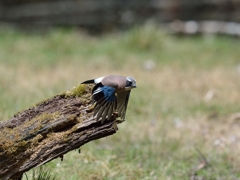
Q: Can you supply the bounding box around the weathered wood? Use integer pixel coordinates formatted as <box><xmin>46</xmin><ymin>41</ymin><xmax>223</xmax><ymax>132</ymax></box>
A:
<box><xmin>0</xmin><ymin>84</ymin><xmax>120</xmax><ymax>180</ymax></box>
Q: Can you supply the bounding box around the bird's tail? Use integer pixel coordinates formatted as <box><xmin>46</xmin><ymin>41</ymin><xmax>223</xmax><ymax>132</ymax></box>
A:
<box><xmin>81</xmin><ymin>79</ymin><xmax>95</xmax><ymax>84</ymax></box>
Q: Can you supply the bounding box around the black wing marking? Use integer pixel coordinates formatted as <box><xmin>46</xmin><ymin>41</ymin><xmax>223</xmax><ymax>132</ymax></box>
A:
<box><xmin>81</xmin><ymin>79</ymin><xmax>95</xmax><ymax>84</ymax></box>
<box><xmin>92</xmin><ymin>83</ymin><xmax>104</xmax><ymax>101</ymax></box>
<box><xmin>116</xmin><ymin>91</ymin><xmax>131</xmax><ymax>120</ymax></box>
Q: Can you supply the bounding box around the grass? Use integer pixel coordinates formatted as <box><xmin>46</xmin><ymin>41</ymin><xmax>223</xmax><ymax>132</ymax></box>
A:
<box><xmin>1</xmin><ymin>24</ymin><xmax>240</xmax><ymax>179</ymax></box>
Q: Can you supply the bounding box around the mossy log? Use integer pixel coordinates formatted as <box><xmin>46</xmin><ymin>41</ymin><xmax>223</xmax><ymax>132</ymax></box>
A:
<box><xmin>0</xmin><ymin>84</ymin><xmax>120</xmax><ymax>180</ymax></box>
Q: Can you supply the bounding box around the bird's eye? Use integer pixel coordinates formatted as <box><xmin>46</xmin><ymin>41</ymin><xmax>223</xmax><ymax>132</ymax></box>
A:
<box><xmin>126</xmin><ymin>80</ymin><xmax>132</xmax><ymax>87</ymax></box>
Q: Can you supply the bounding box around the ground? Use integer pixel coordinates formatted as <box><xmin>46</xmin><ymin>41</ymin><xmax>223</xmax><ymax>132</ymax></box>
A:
<box><xmin>0</xmin><ymin>24</ymin><xmax>240</xmax><ymax>179</ymax></box>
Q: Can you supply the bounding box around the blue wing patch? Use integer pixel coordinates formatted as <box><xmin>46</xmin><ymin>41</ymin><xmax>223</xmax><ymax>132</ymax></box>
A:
<box><xmin>93</xmin><ymin>85</ymin><xmax>116</xmax><ymax>102</ymax></box>
<box><xmin>101</xmin><ymin>86</ymin><xmax>116</xmax><ymax>102</ymax></box>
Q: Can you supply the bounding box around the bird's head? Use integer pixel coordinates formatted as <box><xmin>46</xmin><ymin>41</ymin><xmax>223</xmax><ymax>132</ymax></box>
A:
<box><xmin>125</xmin><ymin>77</ymin><xmax>137</xmax><ymax>90</ymax></box>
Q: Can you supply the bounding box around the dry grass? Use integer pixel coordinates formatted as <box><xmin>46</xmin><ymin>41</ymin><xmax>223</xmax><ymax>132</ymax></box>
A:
<box><xmin>0</xmin><ymin>26</ymin><xmax>240</xmax><ymax>179</ymax></box>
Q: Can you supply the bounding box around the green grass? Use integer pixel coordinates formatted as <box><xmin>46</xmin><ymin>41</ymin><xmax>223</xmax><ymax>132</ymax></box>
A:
<box><xmin>1</xmin><ymin>24</ymin><xmax>240</xmax><ymax>179</ymax></box>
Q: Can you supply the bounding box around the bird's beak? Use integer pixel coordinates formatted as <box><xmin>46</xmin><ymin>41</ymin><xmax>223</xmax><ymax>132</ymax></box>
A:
<box><xmin>131</xmin><ymin>84</ymin><xmax>137</xmax><ymax>88</ymax></box>
<box><xmin>133</xmin><ymin>82</ymin><xmax>137</xmax><ymax>88</ymax></box>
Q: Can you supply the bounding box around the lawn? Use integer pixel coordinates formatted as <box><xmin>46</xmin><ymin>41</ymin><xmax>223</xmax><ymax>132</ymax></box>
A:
<box><xmin>0</xmin><ymin>24</ymin><xmax>240</xmax><ymax>179</ymax></box>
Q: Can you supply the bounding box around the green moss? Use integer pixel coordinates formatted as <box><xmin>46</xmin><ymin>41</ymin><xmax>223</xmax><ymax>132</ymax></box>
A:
<box><xmin>76</xmin><ymin>117</ymin><xmax>84</xmax><ymax>123</ymax></box>
<box><xmin>65</xmin><ymin>84</ymin><xmax>87</xmax><ymax>97</ymax></box>
<box><xmin>17</xmin><ymin>140</ymin><xmax>27</xmax><ymax>147</ymax></box>
<box><xmin>23</xmin><ymin>112</ymin><xmax>61</xmax><ymax>137</ymax></box>
<box><xmin>36</xmin><ymin>112</ymin><xmax>60</xmax><ymax>123</ymax></box>
<box><xmin>31</xmin><ymin>134</ymin><xmax>43</xmax><ymax>145</ymax></box>
<box><xmin>63</xmin><ymin>135</ymin><xmax>70</xmax><ymax>142</ymax></box>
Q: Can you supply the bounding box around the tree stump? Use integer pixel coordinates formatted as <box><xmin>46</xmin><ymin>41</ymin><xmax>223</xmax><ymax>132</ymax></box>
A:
<box><xmin>0</xmin><ymin>84</ymin><xmax>120</xmax><ymax>180</ymax></box>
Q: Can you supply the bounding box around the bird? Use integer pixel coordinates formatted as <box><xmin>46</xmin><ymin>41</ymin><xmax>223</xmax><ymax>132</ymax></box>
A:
<box><xmin>81</xmin><ymin>75</ymin><xmax>136</xmax><ymax>123</ymax></box>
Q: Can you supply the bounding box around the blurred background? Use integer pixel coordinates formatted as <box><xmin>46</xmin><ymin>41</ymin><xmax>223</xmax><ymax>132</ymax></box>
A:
<box><xmin>1</xmin><ymin>0</ymin><xmax>240</xmax><ymax>35</ymax></box>
<box><xmin>1</xmin><ymin>0</ymin><xmax>240</xmax><ymax>179</ymax></box>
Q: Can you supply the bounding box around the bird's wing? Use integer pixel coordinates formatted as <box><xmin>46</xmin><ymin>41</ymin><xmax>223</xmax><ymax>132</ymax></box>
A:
<box><xmin>92</xmin><ymin>83</ymin><xmax>117</xmax><ymax>123</ymax></box>
<box><xmin>116</xmin><ymin>91</ymin><xmax>131</xmax><ymax>120</ymax></box>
